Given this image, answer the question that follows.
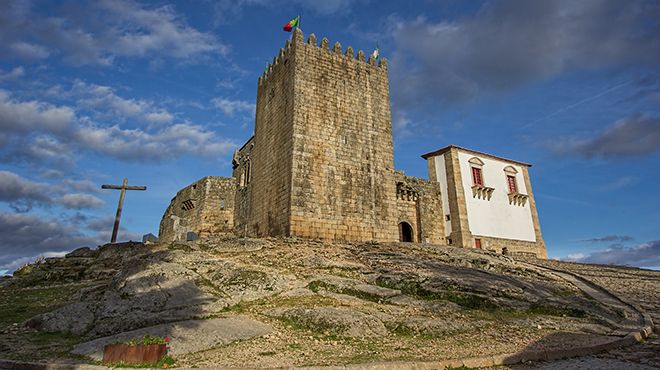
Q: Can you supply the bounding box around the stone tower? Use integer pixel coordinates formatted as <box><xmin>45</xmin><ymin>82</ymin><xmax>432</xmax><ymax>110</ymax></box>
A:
<box><xmin>234</xmin><ymin>28</ymin><xmax>399</xmax><ymax>242</ymax></box>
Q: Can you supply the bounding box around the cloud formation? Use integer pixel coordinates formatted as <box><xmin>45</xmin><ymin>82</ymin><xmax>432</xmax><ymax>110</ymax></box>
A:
<box><xmin>390</xmin><ymin>0</ymin><xmax>660</xmax><ymax>107</ymax></box>
<box><xmin>0</xmin><ymin>171</ymin><xmax>105</xmax><ymax>211</ymax></box>
<box><xmin>212</xmin><ymin>0</ymin><xmax>363</xmax><ymax>24</ymax></box>
<box><xmin>0</xmin><ymin>212</ymin><xmax>100</xmax><ymax>272</ymax></box>
<box><xmin>568</xmin><ymin>240</ymin><xmax>660</xmax><ymax>269</ymax></box>
<box><xmin>72</xmin><ymin>80</ymin><xmax>174</xmax><ymax>124</ymax></box>
<box><xmin>0</xmin><ymin>170</ymin><xmax>51</xmax><ymax>212</ymax></box>
<box><xmin>59</xmin><ymin>193</ymin><xmax>104</xmax><ymax>210</ymax></box>
<box><xmin>580</xmin><ymin>235</ymin><xmax>635</xmax><ymax>243</ymax></box>
<box><xmin>211</xmin><ymin>97</ymin><xmax>255</xmax><ymax>116</ymax></box>
<box><xmin>0</xmin><ymin>66</ymin><xmax>25</xmax><ymax>81</ymax></box>
<box><xmin>0</xmin><ymin>89</ymin><xmax>236</xmax><ymax>164</ymax></box>
<box><xmin>549</xmin><ymin>114</ymin><xmax>660</xmax><ymax>158</ymax></box>
<box><xmin>0</xmin><ymin>0</ymin><xmax>227</xmax><ymax>65</ymax></box>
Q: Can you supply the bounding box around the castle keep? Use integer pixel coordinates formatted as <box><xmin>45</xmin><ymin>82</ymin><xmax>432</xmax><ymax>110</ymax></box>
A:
<box><xmin>159</xmin><ymin>29</ymin><xmax>547</xmax><ymax>258</ymax></box>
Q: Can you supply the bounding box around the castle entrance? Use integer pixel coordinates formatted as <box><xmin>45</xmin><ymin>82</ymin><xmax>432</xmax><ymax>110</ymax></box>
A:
<box><xmin>399</xmin><ymin>222</ymin><xmax>413</xmax><ymax>242</ymax></box>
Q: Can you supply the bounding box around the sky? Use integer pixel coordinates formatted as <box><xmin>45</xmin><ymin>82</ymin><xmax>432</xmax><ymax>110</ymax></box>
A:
<box><xmin>0</xmin><ymin>0</ymin><xmax>659</xmax><ymax>275</ymax></box>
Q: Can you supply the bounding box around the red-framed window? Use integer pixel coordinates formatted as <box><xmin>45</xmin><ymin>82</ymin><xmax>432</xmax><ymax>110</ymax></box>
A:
<box><xmin>472</xmin><ymin>167</ymin><xmax>483</xmax><ymax>186</ymax></box>
<box><xmin>507</xmin><ymin>175</ymin><xmax>517</xmax><ymax>193</ymax></box>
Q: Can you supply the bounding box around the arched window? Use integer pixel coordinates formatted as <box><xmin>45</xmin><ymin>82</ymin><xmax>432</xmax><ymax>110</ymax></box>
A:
<box><xmin>399</xmin><ymin>222</ymin><xmax>413</xmax><ymax>242</ymax></box>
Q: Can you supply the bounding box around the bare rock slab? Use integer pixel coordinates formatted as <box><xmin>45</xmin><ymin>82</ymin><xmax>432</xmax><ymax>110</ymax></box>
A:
<box><xmin>71</xmin><ymin>316</ymin><xmax>273</xmax><ymax>360</ymax></box>
<box><xmin>268</xmin><ymin>307</ymin><xmax>388</xmax><ymax>338</ymax></box>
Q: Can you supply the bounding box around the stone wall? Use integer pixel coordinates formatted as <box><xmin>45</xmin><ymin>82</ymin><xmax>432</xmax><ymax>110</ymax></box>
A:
<box><xmin>159</xmin><ymin>176</ymin><xmax>236</xmax><ymax>242</ymax></box>
<box><xmin>241</xmin><ymin>28</ymin><xmax>399</xmax><ymax>242</ymax></box>
<box><xmin>233</xmin><ymin>137</ymin><xmax>254</xmax><ymax>237</ymax></box>
<box><xmin>394</xmin><ymin>172</ymin><xmax>445</xmax><ymax>244</ymax></box>
<box><xmin>286</xmin><ymin>29</ymin><xmax>398</xmax><ymax>242</ymax></box>
<box><xmin>473</xmin><ymin>235</ymin><xmax>545</xmax><ymax>258</ymax></box>
<box><xmin>244</xmin><ymin>36</ymin><xmax>297</xmax><ymax>237</ymax></box>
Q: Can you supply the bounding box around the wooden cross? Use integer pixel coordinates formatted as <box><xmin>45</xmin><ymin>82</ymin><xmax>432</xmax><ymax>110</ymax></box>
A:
<box><xmin>101</xmin><ymin>178</ymin><xmax>147</xmax><ymax>243</ymax></box>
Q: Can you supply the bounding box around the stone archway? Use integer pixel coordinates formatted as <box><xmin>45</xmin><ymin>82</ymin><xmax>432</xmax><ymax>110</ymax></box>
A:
<box><xmin>399</xmin><ymin>222</ymin><xmax>413</xmax><ymax>242</ymax></box>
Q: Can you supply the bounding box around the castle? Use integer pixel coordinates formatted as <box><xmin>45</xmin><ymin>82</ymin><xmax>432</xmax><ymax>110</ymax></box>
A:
<box><xmin>158</xmin><ymin>29</ymin><xmax>547</xmax><ymax>259</ymax></box>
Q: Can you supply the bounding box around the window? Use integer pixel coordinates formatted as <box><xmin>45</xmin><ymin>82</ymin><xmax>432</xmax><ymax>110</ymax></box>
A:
<box><xmin>504</xmin><ymin>166</ymin><xmax>528</xmax><ymax>206</ymax></box>
<box><xmin>507</xmin><ymin>175</ymin><xmax>517</xmax><ymax>193</ymax></box>
<box><xmin>181</xmin><ymin>199</ymin><xmax>195</xmax><ymax>211</ymax></box>
<box><xmin>503</xmin><ymin>166</ymin><xmax>518</xmax><ymax>193</ymax></box>
<box><xmin>220</xmin><ymin>199</ymin><xmax>225</xmax><ymax>210</ymax></box>
<box><xmin>474</xmin><ymin>238</ymin><xmax>482</xmax><ymax>249</ymax></box>
<box><xmin>472</xmin><ymin>167</ymin><xmax>483</xmax><ymax>186</ymax></box>
<box><xmin>468</xmin><ymin>157</ymin><xmax>485</xmax><ymax>186</ymax></box>
<box><xmin>445</xmin><ymin>214</ymin><xmax>451</xmax><ymax>221</ymax></box>
<box><xmin>468</xmin><ymin>157</ymin><xmax>493</xmax><ymax>200</ymax></box>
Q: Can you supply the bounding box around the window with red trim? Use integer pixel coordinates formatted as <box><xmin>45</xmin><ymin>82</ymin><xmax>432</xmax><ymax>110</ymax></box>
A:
<box><xmin>507</xmin><ymin>175</ymin><xmax>517</xmax><ymax>193</ymax></box>
<box><xmin>472</xmin><ymin>167</ymin><xmax>483</xmax><ymax>186</ymax></box>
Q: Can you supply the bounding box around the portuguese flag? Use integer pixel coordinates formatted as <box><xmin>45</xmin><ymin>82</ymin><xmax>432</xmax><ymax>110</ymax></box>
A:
<box><xmin>283</xmin><ymin>15</ymin><xmax>299</xmax><ymax>32</ymax></box>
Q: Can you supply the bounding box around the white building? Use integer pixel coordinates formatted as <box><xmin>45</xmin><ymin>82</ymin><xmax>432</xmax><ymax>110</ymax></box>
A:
<box><xmin>422</xmin><ymin>145</ymin><xmax>546</xmax><ymax>258</ymax></box>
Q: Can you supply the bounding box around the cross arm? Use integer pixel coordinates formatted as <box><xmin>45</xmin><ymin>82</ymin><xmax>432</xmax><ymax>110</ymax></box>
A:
<box><xmin>101</xmin><ymin>185</ymin><xmax>147</xmax><ymax>190</ymax></box>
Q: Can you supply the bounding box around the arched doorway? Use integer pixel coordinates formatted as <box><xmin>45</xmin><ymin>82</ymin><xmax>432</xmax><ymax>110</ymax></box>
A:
<box><xmin>399</xmin><ymin>222</ymin><xmax>413</xmax><ymax>242</ymax></box>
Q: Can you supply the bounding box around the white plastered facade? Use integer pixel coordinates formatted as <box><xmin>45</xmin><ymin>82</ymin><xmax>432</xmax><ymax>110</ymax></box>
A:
<box><xmin>432</xmin><ymin>149</ymin><xmax>536</xmax><ymax>242</ymax></box>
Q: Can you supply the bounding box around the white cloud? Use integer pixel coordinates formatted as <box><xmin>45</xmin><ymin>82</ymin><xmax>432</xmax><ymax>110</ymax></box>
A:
<box><xmin>211</xmin><ymin>97</ymin><xmax>255</xmax><ymax>116</ymax></box>
<box><xmin>59</xmin><ymin>193</ymin><xmax>104</xmax><ymax>209</ymax></box>
<box><xmin>0</xmin><ymin>170</ymin><xmax>51</xmax><ymax>211</ymax></box>
<box><xmin>0</xmin><ymin>0</ymin><xmax>227</xmax><ymax>66</ymax></box>
<box><xmin>549</xmin><ymin>114</ymin><xmax>660</xmax><ymax>158</ymax></box>
<box><xmin>0</xmin><ymin>66</ymin><xmax>25</xmax><ymax>81</ymax></box>
<box><xmin>0</xmin><ymin>170</ymin><xmax>105</xmax><ymax>211</ymax></box>
<box><xmin>212</xmin><ymin>0</ymin><xmax>364</xmax><ymax>24</ymax></box>
<box><xmin>62</xmin><ymin>179</ymin><xmax>98</xmax><ymax>193</ymax></box>
<box><xmin>566</xmin><ymin>252</ymin><xmax>586</xmax><ymax>261</ymax></box>
<box><xmin>72</xmin><ymin>80</ymin><xmax>174</xmax><ymax>124</ymax></box>
<box><xmin>145</xmin><ymin>111</ymin><xmax>174</xmax><ymax>124</ymax></box>
<box><xmin>0</xmin><ymin>212</ymin><xmax>101</xmax><ymax>272</ymax></box>
<box><xmin>0</xmin><ymin>90</ymin><xmax>75</xmax><ymax>134</ymax></box>
<box><xmin>0</xmin><ymin>89</ymin><xmax>235</xmax><ymax>163</ymax></box>
<box><xmin>565</xmin><ymin>241</ymin><xmax>660</xmax><ymax>269</ymax></box>
<box><xmin>390</xmin><ymin>1</ymin><xmax>660</xmax><ymax>106</ymax></box>
<box><xmin>9</xmin><ymin>42</ymin><xmax>50</xmax><ymax>60</ymax></box>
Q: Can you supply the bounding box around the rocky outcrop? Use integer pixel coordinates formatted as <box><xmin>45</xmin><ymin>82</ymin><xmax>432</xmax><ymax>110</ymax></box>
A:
<box><xmin>7</xmin><ymin>237</ymin><xmax>630</xmax><ymax>342</ymax></box>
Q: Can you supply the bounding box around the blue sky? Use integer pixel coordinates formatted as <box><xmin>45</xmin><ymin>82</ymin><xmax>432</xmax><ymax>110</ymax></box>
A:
<box><xmin>1</xmin><ymin>0</ymin><xmax>659</xmax><ymax>274</ymax></box>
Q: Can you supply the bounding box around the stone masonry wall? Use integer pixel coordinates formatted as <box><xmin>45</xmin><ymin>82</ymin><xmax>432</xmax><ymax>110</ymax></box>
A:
<box><xmin>394</xmin><ymin>172</ymin><xmax>446</xmax><ymax>244</ymax></box>
<box><xmin>233</xmin><ymin>137</ymin><xmax>254</xmax><ymax>236</ymax></box>
<box><xmin>245</xmin><ymin>37</ymin><xmax>297</xmax><ymax>237</ymax></box>
<box><xmin>473</xmin><ymin>235</ymin><xmax>545</xmax><ymax>258</ymax></box>
<box><xmin>159</xmin><ymin>176</ymin><xmax>235</xmax><ymax>242</ymax></box>
<box><xmin>285</xmin><ymin>29</ymin><xmax>399</xmax><ymax>242</ymax></box>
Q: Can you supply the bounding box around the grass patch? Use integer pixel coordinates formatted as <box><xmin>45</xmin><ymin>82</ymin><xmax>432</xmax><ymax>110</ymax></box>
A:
<box><xmin>385</xmin><ymin>323</ymin><xmax>435</xmax><ymax>339</ymax></box>
<box><xmin>101</xmin><ymin>355</ymin><xmax>175</xmax><ymax>368</ymax></box>
<box><xmin>307</xmin><ymin>280</ymin><xmax>382</xmax><ymax>303</ymax></box>
<box><xmin>194</xmin><ymin>276</ymin><xmax>227</xmax><ymax>297</ymax></box>
<box><xmin>167</xmin><ymin>243</ymin><xmax>193</xmax><ymax>252</ymax></box>
<box><xmin>527</xmin><ymin>304</ymin><xmax>586</xmax><ymax>318</ymax></box>
<box><xmin>25</xmin><ymin>331</ymin><xmax>81</xmax><ymax>346</ymax></box>
<box><xmin>0</xmin><ymin>283</ymin><xmax>93</xmax><ymax>330</ymax></box>
<box><xmin>374</xmin><ymin>277</ymin><xmax>497</xmax><ymax>310</ymax></box>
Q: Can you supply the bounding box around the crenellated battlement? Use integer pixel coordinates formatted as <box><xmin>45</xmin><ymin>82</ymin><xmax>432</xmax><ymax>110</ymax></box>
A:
<box><xmin>258</xmin><ymin>28</ymin><xmax>387</xmax><ymax>86</ymax></box>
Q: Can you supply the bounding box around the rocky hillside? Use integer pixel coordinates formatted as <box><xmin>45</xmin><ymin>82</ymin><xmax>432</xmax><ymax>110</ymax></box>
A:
<box><xmin>0</xmin><ymin>237</ymin><xmax>654</xmax><ymax>367</ymax></box>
